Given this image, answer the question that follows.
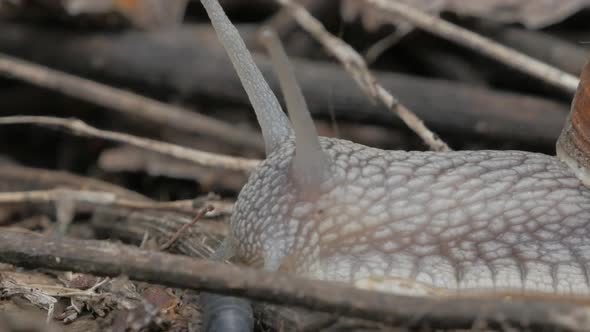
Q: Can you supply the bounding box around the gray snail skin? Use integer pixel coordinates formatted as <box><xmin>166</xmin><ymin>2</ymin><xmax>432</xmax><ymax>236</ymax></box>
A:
<box><xmin>200</xmin><ymin>0</ymin><xmax>590</xmax><ymax>299</ymax></box>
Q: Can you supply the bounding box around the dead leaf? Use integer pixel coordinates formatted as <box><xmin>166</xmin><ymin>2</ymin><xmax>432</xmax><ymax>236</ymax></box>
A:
<box><xmin>141</xmin><ymin>286</ymin><xmax>179</xmax><ymax>321</ymax></box>
<box><xmin>59</xmin><ymin>272</ymin><xmax>100</xmax><ymax>290</ymax></box>
<box><xmin>0</xmin><ymin>275</ymin><xmax>58</xmax><ymax>322</ymax></box>
<box><xmin>1</xmin><ymin>271</ymin><xmax>114</xmax><ymax>324</ymax></box>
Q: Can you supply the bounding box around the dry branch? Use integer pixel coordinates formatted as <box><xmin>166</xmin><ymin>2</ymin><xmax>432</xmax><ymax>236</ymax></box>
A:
<box><xmin>0</xmin><ymin>116</ymin><xmax>260</xmax><ymax>172</ymax></box>
<box><xmin>275</xmin><ymin>0</ymin><xmax>451</xmax><ymax>152</ymax></box>
<box><xmin>0</xmin><ymin>188</ymin><xmax>231</xmax><ymax>216</ymax></box>
<box><xmin>91</xmin><ymin>208</ymin><xmax>228</xmax><ymax>259</ymax></box>
<box><xmin>159</xmin><ymin>205</ymin><xmax>214</xmax><ymax>251</ymax></box>
<box><xmin>412</xmin><ymin>46</ymin><xmax>489</xmax><ymax>86</ymax></box>
<box><xmin>477</xmin><ymin>25</ymin><xmax>588</xmax><ymax>76</ymax></box>
<box><xmin>264</xmin><ymin>0</ymin><xmax>338</xmax><ymax>57</ymax></box>
<box><xmin>0</xmin><ymin>164</ymin><xmax>146</xmax><ymax>200</ymax></box>
<box><xmin>0</xmin><ymin>229</ymin><xmax>589</xmax><ymax>331</ymax></box>
<box><xmin>0</xmin><ymin>22</ymin><xmax>570</xmax><ymax>145</ymax></box>
<box><xmin>0</xmin><ymin>53</ymin><xmax>264</xmax><ymax>151</ymax></box>
<box><xmin>362</xmin><ymin>0</ymin><xmax>580</xmax><ymax>94</ymax></box>
<box><xmin>98</xmin><ymin>146</ymin><xmax>248</xmax><ymax>192</ymax></box>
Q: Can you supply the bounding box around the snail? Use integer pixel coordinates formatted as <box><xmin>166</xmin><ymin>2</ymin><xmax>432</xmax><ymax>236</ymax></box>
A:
<box><xmin>199</xmin><ymin>0</ymin><xmax>590</xmax><ymax>300</ymax></box>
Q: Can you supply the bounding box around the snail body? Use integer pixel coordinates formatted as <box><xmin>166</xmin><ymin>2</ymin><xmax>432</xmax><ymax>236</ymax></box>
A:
<box><xmin>234</xmin><ymin>139</ymin><xmax>590</xmax><ymax>296</ymax></box>
<box><xmin>200</xmin><ymin>0</ymin><xmax>590</xmax><ymax>298</ymax></box>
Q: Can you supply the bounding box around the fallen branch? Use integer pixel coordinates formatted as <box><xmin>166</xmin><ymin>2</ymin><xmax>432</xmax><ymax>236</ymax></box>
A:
<box><xmin>0</xmin><ymin>188</ymin><xmax>232</xmax><ymax>216</ymax></box>
<box><xmin>0</xmin><ymin>163</ymin><xmax>146</xmax><ymax>200</ymax></box>
<box><xmin>159</xmin><ymin>205</ymin><xmax>214</xmax><ymax>250</ymax></box>
<box><xmin>275</xmin><ymin>0</ymin><xmax>451</xmax><ymax>152</ymax></box>
<box><xmin>98</xmin><ymin>146</ymin><xmax>248</xmax><ymax>192</ymax></box>
<box><xmin>475</xmin><ymin>24</ymin><xmax>588</xmax><ymax>76</ymax></box>
<box><xmin>91</xmin><ymin>207</ymin><xmax>228</xmax><ymax>259</ymax></box>
<box><xmin>0</xmin><ymin>229</ymin><xmax>589</xmax><ymax>331</ymax></box>
<box><xmin>0</xmin><ymin>116</ymin><xmax>260</xmax><ymax>172</ymax></box>
<box><xmin>411</xmin><ymin>46</ymin><xmax>489</xmax><ymax>85</ymax></box>
<box><xmin>0</xmin><ymin>23</ymin><xmax>569</xmax><ymax>145</ymax></box>
<box><xmin>362</xmin><ymin>0</ymin><xmax>579</xmax><ymax>94</ymax></box>
<box><xmin>0</xmin><ymin>53</ymin><xmax>264</xmax><ymax>151</ymax></box>
<box><xmin>264</xmin><ymin>0</ymin><xmax>338</xmax><ymax>57</ymax></box>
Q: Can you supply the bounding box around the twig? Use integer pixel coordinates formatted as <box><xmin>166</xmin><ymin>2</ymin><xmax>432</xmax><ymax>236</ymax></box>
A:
<box><xmin>159</xmin><ymin>205</ymin><xmax>214</xmax><ymax>250</ymax></box>
<box><xmin>264</xmin><ymin>0</ymin><xmax>337</xmax><ymax>56</ymax></box>
<box><xmin>9</xmin><ymin>278</ymin><xmax>110</xmax><ymax>298</ymax></box>
<box><xmin>0</xmin><ymin>116</ymin><xmax>260</xmax><ymax>172</ymax></box>
<box><xmin>98</xmin><ymin>146</ymin><xmax>248</xmax><ymax>192</ymax></box>
<box><xmin>362</xmin><ymin>0</ymin><xmax>580</xmax><ymax>94</ymax></box>
<box><xmin>0</xmin><ymin>53</ymin><xmax>264</xmax><ymax>150</ymax></box>
<box><xmin>0</xmin><ymin>188</ymin><xmax>231</xmax><ymax>215</ymax></box>
<box><xmin>265</xmin><ymin>0</ymin><xmax>319</xmax><ymax>37</ymax></box>
<box><xmin>475</xmin><ymin>24</ymin><xmax>588</xmax><ymax>76</ymax></box>
<box><xmin>0</xmin><ymin>23</ymin><xmax>569</xmax><ymax>145</ymax></box>
<box><xmin>364</xmin><ymin>27</ymin><xmax>411</xmax><ymax>64</ymax></box>
<box><xmin>274</xmin><ymin>0</ymin><xmax>451</xmax><ymax>152</ymax></box>
<box><xmin>92</xmin><ymin>207</ymin><xmax>228</xmax><ymax>259</ymax></box>
<box><xmin>1</xmin><ymin>275</ymin><xmax>58</xmax><ymax>323</ymax></box>
<box><xmin>0</xmin><ymin>163</ymin><xmax>147</xmax><ymax>200</ymax></box>
<box><xmin>412</xmin><ymin>46</ymin><xmax>488</xmax><ymax>85</ymax></box>
<box><xmin>0</xmin><ymin>229</ymin><xmax>589</xmax><ymax>331</ymax></box>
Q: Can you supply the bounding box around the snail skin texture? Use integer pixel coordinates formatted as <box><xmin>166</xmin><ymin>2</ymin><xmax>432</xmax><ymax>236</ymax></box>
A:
<box><xmin>200</xmin><ymin>0</ymin><xmax>590</xmax><ymax>299</ymax></box>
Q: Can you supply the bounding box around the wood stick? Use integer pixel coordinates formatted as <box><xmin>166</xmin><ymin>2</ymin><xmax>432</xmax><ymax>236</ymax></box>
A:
<box><xmin>0</xmin><ymin>22</ymin><xmax>570</xmax><ymax>145</ymax></box>
<box><xmin>0</xmin><ymin>116</ymin><xmax>260</xmax><ymax>172</ymax></box>
<box><xmin>275</xmin><ymin>0</ymin><xmax>451</xmax><ymax>152</ymax></box>
<box><xmin>0</xmin><ymin>229</ymin><xmax>589</xmax><ymax>331</ymax></box>
<box><xmin>0</xmin><ymin>164</ymin><xmax>146</xmax><ymax>200</ymax></box>
<box><xmin>264</xmin><ymin>0</ymin><xmax>338</xmax><ymax>57</ymax></box>
<box><xmin>361</xmin><ymin>0</ymin><xmax>580</xmax><ymax>94</ymax></box>
<box><xmin>159</xmin><ymin>205</ymin><xmax>214</xmax><ymax>250</ymax></box>
<box><xmin>90</xmin><ymin>196</ymin><xmax>310</xmax><ymax>329</ymax></box>
<box><xmin>0</xmin><ymin>188</ymin><xmax>225</xmax><ymax>215</ymax></box>
<box><xmin>0</xmin><ymin>53</ymin><xmax>263</xmax><ymax>151</ymax></box>
<box><xmin>476</xmin><ymin>24</ymin><xmax>588</xmax><ymax>76</ymax></box>
<box><xmin>91</xmin><ymin>207</ymin><xmax>228</xmax><ymax>260</ymax></box>
<box><xmin>98</xmin><ymin>146</ymin><xmax>248</xmax><ymax>192</ymax></box>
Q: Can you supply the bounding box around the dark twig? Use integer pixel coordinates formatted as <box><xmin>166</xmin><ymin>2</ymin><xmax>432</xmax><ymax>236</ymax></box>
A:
<box><xmin>475</xmin><ymin>24</ymin><xmax>588</xmax><ymax>76</ymax></box>
<box><xmin>160</xmin><ymin>205</ymin><xmax>214</xmax><ymax>251</ymax></box>
<box><xmin>98</xmin><ymin>146</ymin><xmax>248</xmax><ymax>192</ymax></box>
<box><xmin>0</xmin><ymin>229</ymin><xmax>589</xmax><ymax>331</ymax></box>
<box><xmin>0</xmin><ymin>188</ymin><xmax>228</xmax><ymax>216</ymax></box>
<box><xmin>0</xmin><ymin>164</ymin><xmax>146</xmax><ymax>200</ymax></box>
<box><xmin>0</xmin><ymin>22</ymin><xmax>570</xmax><ymax>145</ymax></box>
<box><xmin>264</xmin><ymin>0</ymin><xmax>338</xmax><ymax>56</ymax></box>
<box><xmin>275</xmin><ymin>0</ymin><xmax>451</xmax><ymax>152</ymax></box>
<box><xmin>0</xmin><ymin>53</ymin><xmax>264</xmax><ymax>151</ymax></box>
<box><xmin>0</xmin><ymin>116</ymin><xmax>260</xmax><ymax>172</ymax></box>
<box><xmin>362</xmin><ymin>0</ymin><xmax>579</xmax><ymax>94</ymax></box>
<box><xmin>91</xmin><ymin>208</ymin><xmax>228</xmax><ymax>259</ymax></box>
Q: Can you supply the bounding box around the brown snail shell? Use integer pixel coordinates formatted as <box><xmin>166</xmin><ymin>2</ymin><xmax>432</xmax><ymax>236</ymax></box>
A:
<box><xmin>556</xmin><ymin>61</ymin><xmax>590</xmax><ymax>187</ymax></box>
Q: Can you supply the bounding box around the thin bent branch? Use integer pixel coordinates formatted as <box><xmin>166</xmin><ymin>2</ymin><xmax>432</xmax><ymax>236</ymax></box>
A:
<box><xmin>362</xmin><ymin>0</ymin><xmax>579</xmax><ymax>94</ymax></box>
<box><xmin>0</xmin><ymin>188</ymin><xmax>232</xmax><ymax>215</ymax></box>
<box><xmin>0</xmin><ymin>229</ymin><xmax>589</xmax><ymax>331</ymax></box>
<box><xmin>0</xmin><ymin>53</ymin><xmax>264</xmax><ymax>150</ymax></box>
<box><xmin>0</xmin><ymin>116</ymin><xmax>260</xmax><ymax>172</ymax></box>
<box><xmin>0</xmin><ymin>23</ymin><xmax>569</xmax><ymax>145</ymax></box>
<box><xmin>0</xmin><ymin>163</ymin><xmax>146</xmax><ymax>200</ymax></box>
<box><xmin>274</xmin><ymin>0</ymin><xmax>451</xmax><ymax>152</ymax></box>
